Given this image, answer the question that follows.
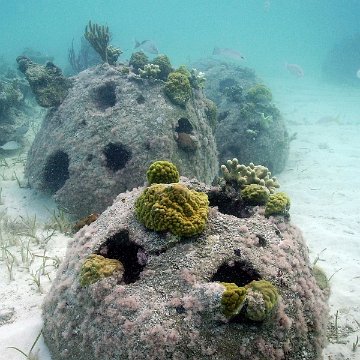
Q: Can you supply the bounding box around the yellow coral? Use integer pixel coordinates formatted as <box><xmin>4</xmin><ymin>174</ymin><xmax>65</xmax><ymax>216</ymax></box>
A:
<box><xmin>265</xmin><ymin>192</ymin><xmax>290</xmax><ymax>217</ymax></box>
<box><xmin>220</xmin><ymin>282</ymin><xmax>247</xmax><ymax>318</ymax></box>
<box><xmin>79</xmin><ymin>254</ymin><xmax>124</xmax><ymax>287</ymax></box>
<box><xmin>244</xmin><ymin>280</ymin><xmax>279</xmax><ymax>321</ymax></box>
<box><xmin>241</xmin><ymin>184</ymin><xmax>269</xmax><ymax>205</ymax></box>
<box><xmin>146</xmin><ymin>160</ymin><xmax>179</xmax><ymax>185</ymax></box>
<box><xmin>135</xmin><ymin>183</ymin><xmax>209</xmax><ymax>237</ymax></box>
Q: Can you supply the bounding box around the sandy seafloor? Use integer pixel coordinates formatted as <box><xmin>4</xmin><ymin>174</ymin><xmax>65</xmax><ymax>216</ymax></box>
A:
<box><xmin>0</xmin><ymin>75</ymin><xmax>359</xmax><ymax>360</ymax></box>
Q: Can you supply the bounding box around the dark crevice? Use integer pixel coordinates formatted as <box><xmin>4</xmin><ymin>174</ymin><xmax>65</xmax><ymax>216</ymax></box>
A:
<box><xmin>96</xmin><ymin>229</ymin><xmax>147</xmax><ymax>284</ymax></box>
<box><xmin>207</xmin><ymin>187</ymin><xmax>253</xmax><ymax>218</ymax></box>
<box><xmin>103</xmin><ymin>142</ymin><xmax>131</xmax><ymax>171</ymax></box>
<box><xmin>92</xmin><ymin>82</ymin><xmax>116</xmax><ymax>110</ymax></box>
<box><xmin>175</xmin><ymin>118</ymin><xmax>193</xmax><ymax>134</ymax></box>
<box><xmin>43</xmin><ymin>151</ymin><xmax>70</xmax><ymax>194</ymax></box>
<box><xmin>211</xmin><ymin>260</ymin><xmax>261</xmax><ymax>287</ymax></box>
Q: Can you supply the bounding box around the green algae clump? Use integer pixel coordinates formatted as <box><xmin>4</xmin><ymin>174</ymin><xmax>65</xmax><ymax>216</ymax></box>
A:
<box><xmin>265</xmin><ymin>192</ymin><xmax>290</xmax><ymax>217</ymax></box>
<box><xmin>221</xmin><ymin>282</ymin><xmax>247</xmax><ymax>318</ymax></box>
<box><xmin>244</xmin><ymin>280</ymin><xmax>279</xmax><ymax>321</ymax></box>
<box><xmin>129</xmin><ymin>51</ymin><xmax>149</xmax><ymax>74</ymax></box>
<box><xmin>164</xmin><ymin>71</ymin><xmax>192</xmax><ymax>107</ymax></box>
<box><xmin>146</xmin><ymin>160</ymin><xmax>180</xmax><ymax>185</ymax></box>
<box><xmin>245</xmin><ymin>84</ymin><xmax>272</xmax><ymax>104</ymax></box>
<box><xmin>152</xmin><ymin>54</ymin><xmax>173</xmax><ymax>81</ymax></box>
<box><xmin>241</xmin><ymin>184</ymin><xmax>269</xmax><ymax>205</ymax></box>
<box><xmin>79</xmin><ymin>254</ymin><xmax>124</xmax><ymax>287</ymax></box>
<box><xmin>135</xmin><ymin>183</ymin><xmax>209</xmax><ymax>237</ymax></box>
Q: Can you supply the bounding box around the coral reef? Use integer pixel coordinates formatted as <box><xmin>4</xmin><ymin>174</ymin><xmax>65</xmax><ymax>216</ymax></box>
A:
<box><xmin>164</xmin><ymin>71</ymin><xmax>192</xmax><ymax>107</ymax></box>
<box><xmin>220</xmin><ymin>158</ymin><xmax>279</xmax><ymax>193</ymax></box>
<box><xmin>0</xmin><ymin>75</ymin><xmax>34</xmax><ymax>145</ymax></box>
<box><xmin>240</xmin><ymin>184</ymin><xmax>270</xmax><ymax>205</ymax></box>
<box><xmin>220</xmin><ymin>282</ymin><xmax>247</xmax><ymax>318</ymax></box>
<box><xmin>16</xmin><ymin>56</ymin><xmax>72</xmax><ymax>107</ymax></box>
<box><xmin>152</xmin><ymin>54</ymin><xmax>173</xmax><ymax>81</ymax></box>
<box><xmin>25</xmin><ymin>63</ymin><xmax>218</xmax><ymax>218</ymax></box>
<box><xmin>265</xmin><ymin>192</ymin><xmax>291</xmax><ymax>217</ymax></box>
<box><xmin>135</xmin><ymin>182</ymin><xmax>209</xmax><ymax>236</ymax></box>
<box><xmin>139</xmin><ymin>64</ymin><xmax>161</xmax><ymax>79</ymax></box>
<box><xmin>42</xmin><ymin>175</ymin><xmax>329</xmax><ymax>360</ymax></box>
<box><xmin>244</xmin><ymin>279</ymin><xmax>279</xmax><ymax>321</ymax></box>
<box><xmin>191</xmin><ymin>59</ymin><xmax>289</xmax><ymax>174</ymax></box>
<box><xmin>84</xmin><ymin>21</ymin><xmax>122</xmax><ymax>65</ymax></box>
<box><xmin>146</xmin><ymin>160</ymin><xmax>180</xmax><ymax>185</ymax></box>
<box><xmin>79</xmin><ymin>254</ymin><xmax>124</xmax><ymax>287</ymax></box>
<box><xmin>129</xmin><ymin>51</ymin><xmax>149</xmax><ymax>74</ymax></box>
<box><xmin>245</xmin><ymin>84</ymin><xmax>272</xmax><ymax>104</ymax></box>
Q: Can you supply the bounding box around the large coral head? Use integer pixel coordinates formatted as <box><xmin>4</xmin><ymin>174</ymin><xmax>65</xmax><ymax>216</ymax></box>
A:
<box><xmin>135</xmin><ymin>183</ymin><xmax>209</xmax><ymax>237</ymax></box>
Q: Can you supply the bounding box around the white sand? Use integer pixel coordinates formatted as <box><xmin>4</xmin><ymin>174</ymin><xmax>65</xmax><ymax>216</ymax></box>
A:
<box><xmin>0</xmin><ymin>76</ymin><xmax>359</xmax><ymax>359</ymax></box>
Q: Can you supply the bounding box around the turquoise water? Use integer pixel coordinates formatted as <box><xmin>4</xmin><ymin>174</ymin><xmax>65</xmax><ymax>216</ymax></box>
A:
<box><xmin>1</xmin><ymin>0</ymin><xmax>360</xmax><ymax>78</ymax></box>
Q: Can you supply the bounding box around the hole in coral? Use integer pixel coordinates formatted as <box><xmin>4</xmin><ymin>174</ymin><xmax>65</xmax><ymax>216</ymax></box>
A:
<box><xmin>136</xmin><ymin>94</ymin><xmax>145</xmax><ymax>104</ymax></box>
<box><xmin>103</xmin><ymin>142</ymin><xmax>131</xmax><ymax>171</ymax></box>
<box><xmin>211</xmin><ymin>260</ymin><xmax>261</xmax><ymax>287</ymax></box>
<box><xmin>43</xmin><ymin>151</ymin><xmax>70</xmax><ymax>194</ymax></box>
<box><xmin>175</xmin><ymin>118</ymin><xmax>193</xmax><ymax>134</ymax></box>
<box><xmin>96</xmin><ymin>229</ymin><xmax>147</xmax><ymax>284</ymax></box>
<box><xmin>86</xmin><ymin>154</ymin><xmax>94</xmax><ymax>162</ymax></box>
<box><xmin>207</xmin><ymin>188</ymin><xmax>252</xmax><ymax>218</ymax></box>
<box><xmin>256</xmin><ymin>234</ymin><xmax>267</xmax><ymax>247</ymax></box>
<box><xmin>92</xmin><ymin>81</ymin><xmax>116</xmax><ymax>110</ymax></box>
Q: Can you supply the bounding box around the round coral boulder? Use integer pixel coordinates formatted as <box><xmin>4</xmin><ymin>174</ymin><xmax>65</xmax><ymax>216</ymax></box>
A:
<box><xmin>42</xmin><ymin>179</ymin><xmax>328</xmax><ymax>360</ymax></box>
<box><xmin>25</xmin><ymin>63</ymin><xmax>218</xmax><ymax>218</ymax></box>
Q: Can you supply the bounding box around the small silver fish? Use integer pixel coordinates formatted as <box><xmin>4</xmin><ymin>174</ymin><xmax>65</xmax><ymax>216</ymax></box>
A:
<box><xmin>134</xmin><ymin>39</ymin><xmax>159</xmax><ymax>54</ymax></box>
<box><xmin>212</xmin><ymin>47</ymin><xmax>245</xmax><ymax>60</ymax></box>
<box><xmin>0</xmin><ymin>141</ymin><xmax>21</xmax><ymax>150</ymax></box>
<box><xmin>285</xmin><ymin>62</ymin><xmax>304</xmax><ymax>77</ymax></box>
<box><xmin>316</xmin><ymin>115</ymin><xmax>341</xmax><ymax>125</ymax></box>
<box><xmin>14</xmin><ymin>123</ymin><xmax>29</xmax><ymax>137</ymax></box>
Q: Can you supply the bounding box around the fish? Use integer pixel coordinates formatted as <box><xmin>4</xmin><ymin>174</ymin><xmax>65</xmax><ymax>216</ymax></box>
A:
<box><xmin>134</xmin><ymin>40</ymin><xmax>159</xmax><ymax>54</ymax></box>
<box><xmin>0</xmin><ymin>141</ymin><xmax>21</xmax><ymax>151</ymax></box>
<box><xmin>212</xmin><ymin>47</ymin><xmax>245</xmax><ymax>61</ymax></box>
<box><xmin>13</xmin><ymin>123</ymin><xmax>29</xmax><ymax>138</ymax></box>
<box><xmin>356</xmin><ymin>69</ymin><xmax>360</xmax><ymax>79</ymax></box>
<box><xmin>316</xmin><ymin>115</ymin><xmax>341</xmax><ymax>125</ymax></box>
<box><xmin>285</xmin><ymin>62</ymin><xmax>304</xmax><ymax>78</ymax></box>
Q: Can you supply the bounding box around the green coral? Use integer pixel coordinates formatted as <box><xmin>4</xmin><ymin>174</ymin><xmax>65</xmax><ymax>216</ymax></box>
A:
<box><xmin>135</xmin><ymin>183</ymin><xmax>209</xmax><ymax>237</ymax></box>
<box><xmin>152</xmin><ymin>54</ymin><xmax>173</xmax><ymax>81</ymax></box>
<box><xmin>241</xmin><ymin>184</ymin><xmax>270</xmax><ymax>205</ymax></box>
<box><xmin>129</xmin><ymin>51</ymin><xmax>149</xmax><ymax>74</ymax></box>
<box><xmin>244</xmin><ymin>280</ymin><xmax>279</xmax><ymax>321</ymax></box>
<box><xmin>146</xmin><ymin>160</ymin><xmax>180</xmax><ymax>185</ymax></box>
<box><xmin>245</xmin><ymin>84</ymin><xmax>272</xmax><ymax>104</ymax></box>
<box><xmin>265</xmin><ymin>192</ymin><xmax>290</xmax><ymax>217</ymax></box>
<box><xmin>220</xmin><ymin>158</ymin><xmax>280</xmax><ymax>193</ymax></box>
<box><xmin>164</xmin><ymin>71</ymin><xmax>192</xmax><ymax>107</ymax></box>
<box><xmin>79</xmin><ymin>254</ymin><xmax>123</xmax><ymax>287</ymax></box>
<box><xmin>221</xmin><ymin>282</ymin><xmax>247</xmax><ymax>318</ymax></box>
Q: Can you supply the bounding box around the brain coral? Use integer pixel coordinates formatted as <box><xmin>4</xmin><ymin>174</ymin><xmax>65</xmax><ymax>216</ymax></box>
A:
<box><xmin>135</xmin><ymin>182</ymin><xmax>209</xmax><ymax>237</ymax></box>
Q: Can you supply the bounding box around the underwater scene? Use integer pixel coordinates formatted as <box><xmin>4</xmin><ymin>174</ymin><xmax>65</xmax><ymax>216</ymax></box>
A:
<box><xmin>0</xmin><ymin>0</ymin><xmax>359</xmax><ymax>359</ymax></box>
